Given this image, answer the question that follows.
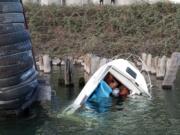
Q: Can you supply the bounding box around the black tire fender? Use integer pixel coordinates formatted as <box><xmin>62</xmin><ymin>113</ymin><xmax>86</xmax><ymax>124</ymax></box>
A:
<box><xmin>0</xmin><ymin>59</ymin><xmax>33</xmax><ymax>79</ymax></box>
<box><xmin>0</xmin><ymin>13</ymin><xmax>24</xmax><ymax>23</ymax></box>
<box><xmin>0</xmin><ymin>77</ymin><xmax>38</xmax><ymax>101</ymax></box>
<box><xmin>0</xmin><ymin>51</ymin><xmax>33</xmax><ymax>66</ymax></box>
<box><xmin>0</xmin><ymin>23</ymin><xmax>24</xmax><ymax>34</ymax></box>
<box><xmin>0</xmin><ymin>67</ymin><xmax>36</xmax><ymax>88</ymax></box>
<box><xmin>0</xmin><ymin>40</ymin><xmax>32</xmax><ymax>57</ymax></box>
<box><xmin>0</xmin><ymin>30</ymin><xmax>30</xmax><ymax>46</ymax></box>
<box><xmin>0</xmin><ymin>2</ymin><xmax>23</xmax><ymax>13</ymax></box>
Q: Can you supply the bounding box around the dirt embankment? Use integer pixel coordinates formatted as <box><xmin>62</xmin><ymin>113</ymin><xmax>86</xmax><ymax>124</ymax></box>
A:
<box><xmin>25</xmin><ymin>3</ymin><xmax>180</xmax><ymax>58</ymax></box>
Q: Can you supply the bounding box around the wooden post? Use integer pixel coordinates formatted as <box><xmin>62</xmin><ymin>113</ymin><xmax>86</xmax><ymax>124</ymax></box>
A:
<box><xmin>162</xmin><ymin>52</ymin><xmax>180</xmax><ymax>89</ymax></box>
<box><xmin>43</xmin><ymin>54</ymin><xmax>51</xmax><ymax>73</ymax></box>
<box><xmin>64</xmin><ymin>58</ymin><xmax>74</xmax><ymax>86</ymax></box>
<box><xmin>157</xmin><ymin>56</ymin><xmax>167</xmax><ymax>80</ymax></box>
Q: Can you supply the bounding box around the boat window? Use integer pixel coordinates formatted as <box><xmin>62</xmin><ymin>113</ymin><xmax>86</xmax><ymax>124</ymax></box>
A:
<box><xmin>126</xmin><ymin>67</ymin><xmax>137</xmax><ymax>79</ymax></box>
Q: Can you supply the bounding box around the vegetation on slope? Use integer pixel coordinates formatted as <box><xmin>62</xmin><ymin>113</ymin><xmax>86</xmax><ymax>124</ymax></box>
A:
<box><xmin>25</xmin><ymin>3</ymin><xmax>180</xmax><ymax>58</ymax></box>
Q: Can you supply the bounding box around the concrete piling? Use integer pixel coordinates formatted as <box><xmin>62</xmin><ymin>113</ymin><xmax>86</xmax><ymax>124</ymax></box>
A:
<box><xmin>99</xmin><ymin>58</ymin><xmax>108</xmax><ymax>68</ymax></box>
<box><xmin>141</xmin><ymin>53</ymin><xmax>147</xmax><ymax>72</ymax></box>
<box><xmin>146</xmin><ymin>54</ymin><xmax>152</xmax><ymax>72</ymax></box>
<box><xmin>150</xmin><ymin>57</ymin><xmax>156</xmax><ymax>75</ymax></box>
<box><xmin>52</xmin><ymin>57</ymin><xmax>61</xmax><ymax>66</ymax></box>
<box><xmin>162</xmin><ymin>52</ymin><xmax>180</xmax><ymax>89</ymax></box>
<box><xmin>90</xmin><ymin>55</ymin><xmax>100</xmax><ymax>75</ymax></box>
<box><xmin>157</xmin><ymin>56</ymin><xmax>167</xmax><ymax>80</ymax></box>
<box><xmin>43</xmin><ymin>54</ymin><xmax>51</xmax><ymax>73</ymax></box>
<box><xmin>39</xmin><ymin>55</ymin><xmax>44</xmax><ymax>71</ymax></box>
<box><xmin>36</xmin><ymin>52</ymin><xmax>179</xmax><ymax>91</ymax></box>
<box><xmin>64</xmin><ymin>58</ymin><xmax>74</xmax><ymax>86</ymax></box>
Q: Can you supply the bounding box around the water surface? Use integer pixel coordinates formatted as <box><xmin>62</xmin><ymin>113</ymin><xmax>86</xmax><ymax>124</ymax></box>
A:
<box><xmin>0</xmin><ymin>66</ymin><xmax>179</xmax><ymax>135</ymax></box>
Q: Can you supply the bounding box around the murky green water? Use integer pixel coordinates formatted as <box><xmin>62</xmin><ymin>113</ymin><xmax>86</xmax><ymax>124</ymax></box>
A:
<box><xmin>0</xmin><ymin>66</ymin><xmax>180</xmax><ymax>135</ymax></box>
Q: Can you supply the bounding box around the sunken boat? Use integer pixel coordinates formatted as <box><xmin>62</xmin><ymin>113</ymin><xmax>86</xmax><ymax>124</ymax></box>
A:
<box><xmin>64</xmin><ymin>58</ymin><xmax>152</xmax><ymax>114</ymax></box>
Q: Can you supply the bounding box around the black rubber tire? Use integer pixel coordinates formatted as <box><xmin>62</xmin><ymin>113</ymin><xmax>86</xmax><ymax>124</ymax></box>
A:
<box><xmin>0</xmin><ymin>80</ymin><xmax>38</xmax><ymax>110</ymax></box>
<box><xmin>0</xmin><ymin>13</ymin><xmax>24</xmax><ymax>24</ymax></box>
<box><xmin>1</xmin><ymin>72</ymin><xmax>37</xmax><ymax>91</ymax></box>
<box><xmin>0</xmin><ymin>85</ymin><xmax>38</xmax><ymax>111</ymax></box>
<box><xmin>0</xmin><ymin>23</ymin><xmax>24</xmax><ymax>34</ymax></box>
<box><xmin>0</xmin><ymin>23</ymin><xmax>26</xmax><ymax>30</ymax></box>
<box><xmin>0</xmin><ymin>51</ymin><xmax>33</xmax><ymax>66</ymax></box>
<box><xmin>0</xmin><ymin>40</ymin><xmax>32</xmax><ymax>57</ymax></box>
<box><xmin>8</xmin><ymin>23</ymin><xmax>25</xmax><ymax>29</ymax></box>
<box><xmin>0</xmin><ymin>76</ymin><xmax>38</xmax><ymax>101</ymax></box>
<box><xmin>0</xmin><ymin>98</ymin><xmax>22</xmax><ymax>110</ymax></box>
<box><xmin>0</xmin><ymin>30</ymin><xmax>30</xmax><ymax>46</ymax></box>
<box><xmin>0</xmin><ymin>2</ymin><xmax>23</xmax><ymax>13</ymax></box>
<box><xmin>0</xmin><ymin>67</ymin><xmax>36</xmax><ymax>88</ymax></box>
<box><xmin>0</xmin><ymin>59</ymin><xmax>33</xmax><ymax>79</ymax></box>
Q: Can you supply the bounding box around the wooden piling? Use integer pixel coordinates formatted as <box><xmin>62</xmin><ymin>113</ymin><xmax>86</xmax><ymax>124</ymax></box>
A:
<box><xmin>43</xmin><ymin>54</ymin><xmax>51</xmax><ymax>73</ymax></box>
<box><xmin>162</xmin><ymin>52</ymin><xmax>180</xmax><ymax>89</ymax></box>
<box><xmin>64</xmin><ymin>58</ymin><xmax>74</xmax><ymax>86</ymax></box>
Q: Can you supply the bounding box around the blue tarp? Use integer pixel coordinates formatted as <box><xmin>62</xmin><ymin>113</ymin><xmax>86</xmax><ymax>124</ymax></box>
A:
<box><xmin>85</xmin><ymin>80</ymin><xmax>113</xmax><ymax>112</ymax></box>
<box><xmin>88</xmin><ymin>80</ymin><xmax>112</xmax><ymax>102</ymax></box>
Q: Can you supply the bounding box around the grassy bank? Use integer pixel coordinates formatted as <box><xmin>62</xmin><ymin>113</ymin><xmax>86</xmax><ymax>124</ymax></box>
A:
<box><xmin>25</xmin><ymin>3</ymin><xmax>180</xmax><ymax>58</ymax></box>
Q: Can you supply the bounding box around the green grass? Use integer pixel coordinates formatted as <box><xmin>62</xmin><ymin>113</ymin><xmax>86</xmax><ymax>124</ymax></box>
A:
<box><xmin>25</xmin><ymin>3</ymin><xmax>180</xmax><ymax>58</ymax></box>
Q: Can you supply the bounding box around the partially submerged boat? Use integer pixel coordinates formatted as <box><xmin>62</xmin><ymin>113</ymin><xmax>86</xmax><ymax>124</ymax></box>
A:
<box><xmin>64</xmin><ymin>58</ymin><xmax>151</xmax><ymax>114</ymax></box>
